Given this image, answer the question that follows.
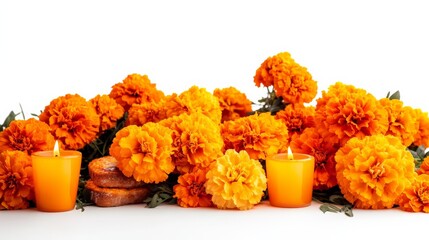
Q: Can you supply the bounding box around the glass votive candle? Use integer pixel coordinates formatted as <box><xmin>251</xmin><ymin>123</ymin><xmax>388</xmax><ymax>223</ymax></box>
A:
<box><xmin>266</xmin><ymin>153</ymin><xmax>315</xmax><ymax>208</ymax></box>
<box><xmin>31</xmin><ymin>150</ymin><xmax>82</xmax><ymax>212</ymax></box>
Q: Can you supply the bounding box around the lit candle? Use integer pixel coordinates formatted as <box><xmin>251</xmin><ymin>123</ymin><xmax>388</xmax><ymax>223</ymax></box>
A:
<box><xmin>265</xmin><ymin>147</ymin><xmax>315</xmax><ymax>208</ymax></box>
<box><xmin>31</xmin><ymin>141</ymin><xmax>82</xmax><ymax>212</ymax></box>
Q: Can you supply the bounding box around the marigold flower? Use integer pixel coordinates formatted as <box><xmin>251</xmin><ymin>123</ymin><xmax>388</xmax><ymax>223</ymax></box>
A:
<box><xmin>379</xmin><ymin>98</ymin><xmax>419</xmax><ymax>147</ymax></box>
<box><xmin>109</xmin><ymin>73</ymin><xmax>165</xmax><ymax>111</ymax></box>
<box><xmin>412</xmin><ymin>108</ymin><xmax>429</xmax><ymax>148</ymax></box>
<box><xmin>159</xmin><ymin>111</ymin><xmax>224</xmax><ymax>174</ymax></box>
<box><xmin>275</xmin><ymin>103</ymin><xmax>315</xmax><ymax>143</ymax></box>
<box><xmin>126</xmin><ymin>100</ymin><xmax>167</xmax><ymax>126</ymax></box>
<box><xmin>38</xmin><ymin>94</ymin><xmax>100</xmax><ymax>150</ymax></box>
<box><xmin>335</xmin><ymin>134</ymin><xmax>416</xmax><ymax>209</ymax></box>
<box><xmin>417</xmin><ymin>156</ymin><xmax>429</xmax><ymax>175</ymax></box>
<box><xmin>398</xmin><ymin>174</ymin><xmax>429</xmax><ymax>213</ymax></box>
<box><xmin>90</xmin><ymin>94</ymin><xmax>125</xmax><ymax>133</ymax></box>
<box><xmin>0</xmin><ymin>150</ymin><xmax>34</xmax><ymax>210</ymax></box>
<box><xmin>254</xmin><ymin>52</ymin><xmax>296</xmax><ymax>88</ymax></box>
<box><xmin>165</xmin><ymin>86</ymin><xmax>222</xmax><ymax>124</ymax></box>
<box><xmin>173</xmin><ymin>167</ymin><xmax>212</xmax><ymax>208</ymax></box>
<box><xmin>290</xmin><ymin>127</ymin><xmax>339</xmax><ymax>190</ymax></box>
<box><xmin>254</xmin><ymin>52</ymin><xmax>317</xmax><ymax>104</ymax></box>
<box><xmin>205</xmin><ymin>149</ymin><xmax>267</xmax><ymax>210</ymax></box>
<box><xmin>221</xmin><ymin>112</ymin><xmax>288</xmax><ymax>160</ymax></box>
<box><xmin>315</xmin><ymin>82</ymin><xmax>389</xmax><ymax>146</ymax></box>
<box><xmin>0</xmin><ymin>118</ymin><xmax>55</xmax><ymax>155</ymax></box>
<box><xmin>213</xmin><ymin>87</ymin><xmax>252</xmax><ymax>122</ymax></box>
<box><xmin>109</xmin><ymin>123</ymin><xmax>174</xmax><ymax>183</ymax></box>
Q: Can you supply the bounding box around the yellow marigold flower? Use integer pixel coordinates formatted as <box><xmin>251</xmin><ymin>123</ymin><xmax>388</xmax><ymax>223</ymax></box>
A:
<box><xmin>165</xmin><ymin>86</ymin><xmax>222</xmax><ymax>124</ymax></box>
<box><xmin>398</xmin><ymin>174</ymin><xmax>429</xmax><ymax>213</ymax></box>
<box><xmin>213</xmin><ymin>86</ymin><xmax>252</xmax><ymax>122</ymax></box>
<box><xmin>0</xmin><ymin>118</ymin><xmax>55</xmax><ymax>155</ymax></box>
<box><xmin>290</xmin><ymin>127</ymin><xmax>339</xmax><ymax>191</ymax></box>
<box><xmin>173</xmin><ymin>167</ymin><xmax>212</xmax><ymax>208</ymax></box>
<box><xmin>379</xmin><ymin>98</ymin><xmax>419</xmax><ymax>147</ymax></box>
<box><xmin>159</xmin><ymin>111</ymin><xmax>224</xmax><ymax>174</ymax></box>
<box><xmin>109</xmin><ymin>73</ymin><xmax>165</xmax><ymax>111</ymax></box>
<box><xmin>417</xmin><ymin>156</ymin><xmax>429</xmax><ymax>175</ymax></box>
<box><xmin>254</xmin><ymin>52</ymin><xmax>317</xmax><ymax>104</ymax></box>
<box><xmin>39</xmin><ymin>93</ymin><xmax>100</xmax><ymax>150</ymax></box>
<box><xmin>335</xmin><ymin>134</ymin><xmax>416</xmax><ymax>209</ymax></box>
<box><xmin>109</xmin><ymin>123</ymin><xmax>174</xmax><ymax>184</ymax></box>
<box><xmin>126</xmin><ymin>99</ymin><xmax>167</xmax><ymax>126</ymax></box>
<box><xmin>315</xmin><ymin>82</ymin><xmax>389</xmax><ymax>146</ymax></box>
<box><xmin>275</xmin><ymin>103</ymin><xmax>315</xmax><ymax>143</ymax></box>
<box><xmin>90</xmin><ymin>94</ymin><xmax>125</xmax><ymax>133</ymax></box>
<box><xmin>205</xmin><ymin>149</ymin><xmax>267</xmax><ymax>210</ymax></box>
<box><xmin>413</xmin><ymin>108</ymin><xmax>429</xmax><ymax>148</ymax></box>
<box><xmin>0</xmin><ymin>150</ymin><xmax>34</xmax><ymax>210</ymax></box>
<box><xmin>221</xmin><ymin>112</ymin><xmax>288</xmax><ymax>160</ymax></box>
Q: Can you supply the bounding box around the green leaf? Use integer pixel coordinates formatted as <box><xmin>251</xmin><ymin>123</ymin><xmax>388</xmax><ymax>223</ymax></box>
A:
<box><xmin>388</xmin><ymin>90</ymin><xmax>400</xmax><ymax>100</ymax></box>
<box><xmin>320</xmin><ymin>203</ymin><xmax>341</xmax><ymax>213</ymax></box>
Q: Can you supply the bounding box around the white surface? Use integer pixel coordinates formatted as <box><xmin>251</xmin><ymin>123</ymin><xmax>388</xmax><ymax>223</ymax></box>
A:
<box><xmin>1</xmin><ymin>1</ymin><xmax>429</xmax><ymax>238</ymax></box>
<box><xmin>1</xmin><ymin>201</ymin><xmax>428</xmax><ymax>240</ymax></box>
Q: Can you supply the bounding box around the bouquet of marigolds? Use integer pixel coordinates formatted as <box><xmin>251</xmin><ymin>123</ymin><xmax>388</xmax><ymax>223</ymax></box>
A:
<box><xmin>1</xmin><ymin>51</ymin><xmax>429</xmax><ymax>216</ymax></box>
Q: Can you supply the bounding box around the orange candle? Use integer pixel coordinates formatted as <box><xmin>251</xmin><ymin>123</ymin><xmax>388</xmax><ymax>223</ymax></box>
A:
<box><xmin>31</xmin><ymin>145</ymin><xmax>82</xmax><ymax>212</ymax></box>
<box><xmin>266</xmin><ymin>150</ymin><xmax>315</xmax><ymax>208</ymax></box>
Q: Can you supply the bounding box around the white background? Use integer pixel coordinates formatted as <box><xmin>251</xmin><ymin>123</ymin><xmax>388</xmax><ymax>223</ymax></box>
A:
<box><xmin>1</xmin><ymin>0</ymin><xmax>429</xmax><ymax>121</ymax></box>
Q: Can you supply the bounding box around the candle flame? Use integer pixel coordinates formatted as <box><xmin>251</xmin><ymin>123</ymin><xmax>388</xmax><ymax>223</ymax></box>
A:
<box><xmin>287</xmin><ymin>146</ymin><xmax>293</xmax><ymax>160</ymax></box>
<box><xmin>53</xmin><ymin>140</ymin><xmax>60</xmax><ymax>157</ymax></box>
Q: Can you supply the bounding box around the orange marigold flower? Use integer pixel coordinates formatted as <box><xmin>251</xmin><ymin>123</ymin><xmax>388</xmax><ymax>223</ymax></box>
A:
<box><xmin>205</xmin><ymin>149</ymin><xmax>267</xmax><ymax>210</ymax></box>
<box><xmin>165</xmin><ymin>86</ymin><xmax>222</xmax><ymax>124</ymax></box>
<box><xmin>90</xmin><ymin>94</ymin><xmax>125</xmax><ymax>133</ymax></box>
<box><xmin>254</xmin><ymin>52</ymin><xmax>317</xmax><ymax>104</ymax></box>
<box><xmin>417</xmin><ymin>156</ymin><xmax>429</xmax><ymax>175</ymax></box>
<box><xmin>109</xmin><ymin>73</ymin><xmax>165</xmax><ymax>111</ymax></box>
<box><xmin>379</xmin><ymin>98</ymin><xmax>419</xmax><ymax>147</ymax></box>
<box><xmin>221</xmin><ymin>112</ymin><xmax>288</xmax><ymax>160</ymax></box>
<box><xmin>126</xmin><ymin>99</ymin><xmax>167</xmax><ymax>126</ymax></box>
<box><xmin>39</xmin><ymin>94</ymin><xmax>100</xmax><ymax>150</ymax></box>
<box><xmin>0</xmin><ymin>150</ymin><xmax>34</xmax><ymax>210</ymax></box>
<box><xmin>109</xmin><ymin>123</ymin><xmax>174</xmax><ymax>184</ymax></box>
<box><xmin>0</xmin><ymin>118</ymin><xmax>55</xmax><ymax>155</ymax></box>
<box><xmin>290</xmin><ymin>127</ymin><xmax>339</xmax><ymax>190</ymax></box>
<box><xmin>398</xmin><ymin>174</ymin><xmax>429</xmax><ymax>213</ymax></box>
<box><xmin>173</xmin><ymin>167</ymin><xmax>212</xmax><ymax>208</ymax></box>
<box><xmin>275</xmin><ymin>103</ymin><xmax>315</xmax><ymax>143</ymax></box>
<box><xmin>413</xmin><ymin>108</ymin><xmax>429</xmax><ymax>148</ymax></box>
<box><xmin>335</xmin><ymin>134</ymin><xmax>416</xmax><ymax>209</ymax></box>
<box><xmin>213</xmin><ymin>86</ymin><xmax>252</xmax><ymax>122</ymax></box>
<box><xmin>254</xmin><ymin>52</ymin><xmax>296</xmax><ymax>88</ymax></box>
<box><xmin>315</xmin><ymin>82</ymin><xmax>389</xmax><ymax>146</ymax></box>
<box><xmin>159</xmin><ymin>111</ymin><xmax>224</xmax><ymax>174</ymax></box>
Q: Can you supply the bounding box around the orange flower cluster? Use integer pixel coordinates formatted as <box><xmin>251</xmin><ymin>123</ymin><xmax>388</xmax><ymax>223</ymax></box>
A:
<box><xmin>0</xmin><ymin>118</ymin><xmax>55</xmax><ymax>155</ymax></box>
<box><xmin>109</xmin><ymin>73</ymin><xmax>165</xmax><ymax>112</ymax></box>
<box><xmin>221</xmin><ymin>112</ymin><xmax>288</xmax><ymax>160</ymax></box>
<box><xmin>173</xmin><ymin>167</ymin><xmax>212</xmax><ymax>208</ymax></box>
<box><xmin>254</xmin><ymin>51</ymin><xmax>317</xmax><ymax>104</ymax></box>
<box><xmin>109</xmin><ymin>123</ymin><xmax>174</xmax><ymax>183</ymax></box>
<box><xmin>335</xmin><ymin>134</ymin><xmax>416</xmax><ymax>209</ymax></box>
<box><xmin>165</xmin><ymin>85</ymin><xmax>222</xmax><ymax>124</ymax></box>
<box><xmin>213</xmin><ymin>86</ymin><xmax>252</xmax><ymax>122</ymax></box>
<box><xmin>0</xmin><ymin>151</ymin><xmax>34</xmax><ymax>210</ymax></box>
<box><xmin>39</xmin><ymin>94</ymin><xmax>101</xmax><ymax>150</ymax></box>
<box><xmin>159</xmin><ymin>111</ymin><xmax>224</xmax><ymax>174</ymax></box>
<box><xmin>398</xmin><ymin>174</ymin><xmax>429</xmax><ymax>213</ymax></box>
<box><xmin>90</xmin><ymin>94</ymin><xmax>125</xmax><ymax>133</ymax></box>
<box><xmin>205</xmin><ymin>149</ymin><xmax>267</xmax><ymax>210</ymax></box>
